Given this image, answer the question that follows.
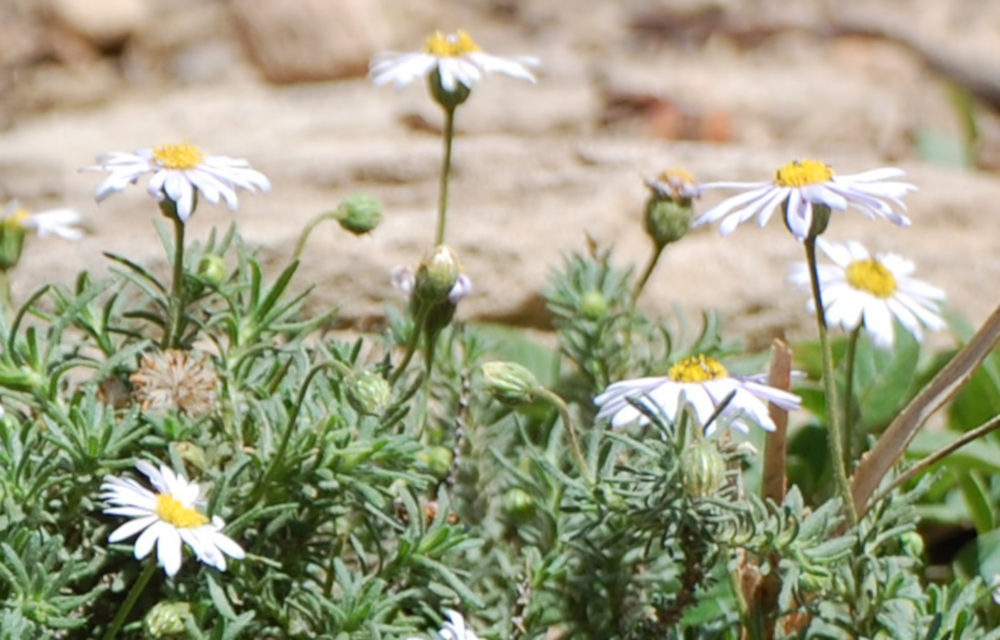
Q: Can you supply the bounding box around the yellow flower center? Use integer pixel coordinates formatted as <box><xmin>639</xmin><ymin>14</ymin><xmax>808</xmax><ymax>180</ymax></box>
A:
<box><xmin>2</xmin><ymin>208</ymin><xmax>30</xmax><ymax>230</ymax></box>
<box><xmin>774</xmin><ymin>159</ymin><xmax>834</xmax><ymax>187</ymax></box>
<box><xmin>156</xmin><ymin>494</ymin><xmax>209</xmax><ymax>528</ymax></box>
<box><xmin>668</xmin><ymin>355</ymin><xmax>729</xmax><ymax>383</ymax></box>
<box><xmin>845</xmin><ymin>259</ymin><xmax>897</xmax><ymax>298</ymax></box>
<box><xmin>153</xmin><ymin>142</ymin><xmax>205</xmax><ymax>170</ymax></box>
<box><xmin>658</xmin><ymin>168</ymin><xmax>696</xmax><ymax>184</ymax></box>
<box><xmin>424</xmin><ymin>30</ymin><xmax>480</xmax><ymax>57</ymax></box>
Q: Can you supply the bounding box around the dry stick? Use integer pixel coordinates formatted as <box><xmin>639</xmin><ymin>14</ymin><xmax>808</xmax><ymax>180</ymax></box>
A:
<box><xmin>763</xmin><ymin>339</ymin><xmax>792</xmax><ymax>505</ymax></box>
<box><xmin>851</xmin><ymin>303</ymin><xmax>1000</xmax><ymax>516</ymax></box>
<box><xmin>869</xmin><ymin>412</ymin><xmax>1000</xmax><ymax>508</ymax></box>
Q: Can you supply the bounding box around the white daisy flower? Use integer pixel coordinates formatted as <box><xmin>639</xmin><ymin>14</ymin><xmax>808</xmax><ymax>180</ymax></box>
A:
<box><xmin>370</xmin><ymin>29</ymin><xmax>538</xmax><ymax>93</ymax></box>
<box><xmin>87</xmin><ymin>141</ymin><xmax>271</xmax><ymax>223</ymax></box>
<box><xmin>391</xmin><ymin>266</ymin><xmax>472</xmax><ymax>305</ymax></box>
<box><xmin>595</xmin><ymin>354</ymin><xmax>801</xmax><ymax>435</ymax></box>
<box><xmin>695</xmin><ymin>160</ymin><xmax>915</xmax><ymax>241</ymax></box>
<box><xmin>407</xmin><ymin>610</ymin><xmax>483</xmax><ymax>640</ymax></box>
<box><xmin>789</xmin><ymin>239</ymin><xmax>945</xmax><ymax>349</ymax></box>
<box><xmin>2</xmin><ymin>201</ymin><xmax>84</xmax><ymax>240</ymax></box>
<box><xmin>100</xmin><ymin>461</ymin><xmax>245</xmax><ymax>577</ymax></box>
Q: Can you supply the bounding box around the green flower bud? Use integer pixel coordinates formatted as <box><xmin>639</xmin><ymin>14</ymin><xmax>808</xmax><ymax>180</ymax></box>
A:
<box><xmin>336</xmin><ymin>194</ymin><xmax>383</xmax><ymax>236</ymax></box>
<box><xmin>481</xmin><ymin>361</ymin><xmax>539</xmax><ymax>405</ymax></box>
<box><xmin>143</xmin><ymin>601</ymin><xmax>191</xmax><ymax>638</ymax></box>
<box><xmin>501</xmin><ymin>487</ymin><xmax>537</xmax><ymax>523</ymax></box>
<box><xmin>429</xmin><ymin>68</ymin><xmax>471</xmax><ymax>111</ymax></box>
<box><xmin>415</xmin><ymin>245</ymin><xmax>461</xmax><ymax>305</ymax></box>
<box><xmin>173</xmin><ymin>441</ymin><xmax>207</xmax><ymax>472</ymax></box>
<box><xmin>900</xmin><ymin>531</ymin><xmax>925</xmax><ymax>558</ymax></box>
<box><xmin>679</xmin><ymin>439</ymin><xmax>726</xmax><ymax>498</ymax></box>
<box><xmin>196</xmin><ymin>254</ymin><xmax>227</xmax><ymax>286</ymax></box>
<box><xmin>579</xmin><ymin>290</ymin><xmax>608</xmax><ymax>320</ymax></box>
<box><xmin>346</xmin><ymin>370</ymin><xmax>392</xmax><ymax>416</ymax></box>
<box><xmin>644</xmin><ymin>197</ymin><xmax>692</xmax><ymax>248</ymax></box>
<box><xmin>0</xmin><ymin>208</ymin><xmax>28</xmax><ymax>271</ymax></box>
<box><xmin>416</xmin><ymin>445</ymin><xmax>454</xmax><ymax>479</ymax></box>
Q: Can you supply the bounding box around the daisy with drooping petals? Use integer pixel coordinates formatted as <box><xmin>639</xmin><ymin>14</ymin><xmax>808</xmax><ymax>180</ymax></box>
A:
<box><xmin>100</xmin><ymin>461</ymin><xmax>244</xmax><ymax>577</ymax></box>
<box><xmin>87</xmin><ymin>141</ymin><xmax>271</xmax><ymax>223</ymax></box>
<box><xmin>595</xmin><ymin>354</ymin><xmax>801</xmax><ymax>435</ymax></box>
<box><xmin>391</xmin><ymin>266</ymin><xmax>472</xmax><ymax>305</ymax></box>
<box><xmin>407</xmin><ymin>610</ymin><xmax>484</xmax><ymax>640</ymax></box>
<box><xmin>695</xmin><ymin>160</ymin><xmax>915</xmax><ymax>241</ymax></box>
<box><xmin>370</xmin><ymin>29</ymin><xmax>538</xmax><ymax>93</ymax></box>
<box><xmin>790</xmin><ymin>239</ymin><xmax>945</xmax><ymax>349</ymax></box>
<box><xmin>1</xmin><ymin>201</ymin><xmax>85</xmax><ymax>241</ymax></box>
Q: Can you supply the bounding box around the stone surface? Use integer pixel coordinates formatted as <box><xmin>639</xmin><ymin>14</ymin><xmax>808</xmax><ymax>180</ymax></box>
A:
<box><xmin>49</xmin><ymin>0</ymin><xmax>149</xmax><ymax>48</ymax></box>
<box><xmin>230</xmin><ymin>0</ymin><xmax>387</xmax><ymax>83</ymax></box>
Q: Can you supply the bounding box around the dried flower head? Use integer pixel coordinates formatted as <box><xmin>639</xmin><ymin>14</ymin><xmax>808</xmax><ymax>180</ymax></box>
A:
<box><xmin>131</xmin><ymin>350</ymin><xmax>218</xmax><ymax>417</ymax></box>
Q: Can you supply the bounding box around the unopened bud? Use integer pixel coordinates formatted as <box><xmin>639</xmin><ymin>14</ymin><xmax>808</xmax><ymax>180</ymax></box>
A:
<box><xmin>143</xmin><ymin>601</ymin><xmax>191</xmax><ymax>638</ymax></box>
<box><xmin>481</xmin><ymin>361</ymin><xmax>539</xmax><ymax>405</ymax></box>
<box><xmin>415</xmin><ymin>245</ymin><xmax>460</xmax><ymax>304</ymax></box>
<box><xmin>501</xmin><ymin>487</ymin><xmax>537</xmax><ymax>523</ymax></box>
<box><xmin>173</xmin><ymin>442</ymin><xmax>207</xmax><ymax>472</ymax></box>
<box><xmin>196</xmin><ymin>254</ymin><xmax>227</xmax><ymax>286</ymax></box>
<box><xmin>416</xmin><ymin>445</ymin><xmax>454</xmax><ymax>479</ymax></box>
<box><xmin>337</xmin><ymin>193</ymin><xmax>383</xmax><ymax>236</ymax></box>
<box><xmin>579</xmin><ymin>290</ymin><xmax>608</xmax><ymax>320</ymax></box>
<box><xmin>679</xmin><ymin>439</ymin><xmax>726</xmax><ymax>498</ymax></box>
<box><xmin>346</xmin><ymin>370</ymin><xmax>392</xmax><ymax>416</ymax></box>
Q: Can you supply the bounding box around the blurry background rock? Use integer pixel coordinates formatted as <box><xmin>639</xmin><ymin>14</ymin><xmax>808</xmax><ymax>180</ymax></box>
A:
<box><xmin>0</xmin><ymin>0</ymin><xmax>999</xmax><ymax>347</ymax></box>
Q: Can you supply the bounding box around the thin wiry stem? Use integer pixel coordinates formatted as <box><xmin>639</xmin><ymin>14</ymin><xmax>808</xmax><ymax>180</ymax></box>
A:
<box><xmin>804</xmin><ymin>236</ymin><xmax>858</xmax><ymax>524</ymax></box>
<box><xmin>435</xmin><ymin>105</ymin><xmax>457</xmax><ymax>245</ymax></box>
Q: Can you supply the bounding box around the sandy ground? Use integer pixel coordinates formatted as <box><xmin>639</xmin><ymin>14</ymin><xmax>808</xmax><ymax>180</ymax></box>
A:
<box><xmin>2</xmin><ymin>0</ymin><xmax>1000</xmax><ymax>350</ymax></box>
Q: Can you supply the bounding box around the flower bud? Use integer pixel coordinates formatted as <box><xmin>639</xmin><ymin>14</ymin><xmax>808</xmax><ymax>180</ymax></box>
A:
<box><xmin>415</xmin><ymin>245</ymin><xmax>461</xmax><ymax>304</ymax></box>
<box><xmin>416</xmin><ymin>445</ymin><xmax>454</xmax><ymax>479</ymax></box>
<box><xmin>0</xmin><ymin>207</ymin><xmax>28</xmax><ymax>271</ymax></box>
<box><xmin>336</xmin><ymin>193</ymin><xmax>383</xmax><ymax>236</ymax></box>
<box><xmin>481</xmin><ymin>361</ymin><xmax>539</xmax><ymax>405</ymax></box>
<box><xmin>173</xmin><ymin>441</ymin><xmax>207</xmax><ymax>472</ymax></box>
<box><xmin>579</xmin><ymin>290</ymin><xmax>608</xmax><ymax>320</ymax></box>
<box><xmin>346</xmin><ymin>370</ymin><xmax>392</xmax><ymax>416</ymax></box>
<box><xmin>501</xmin><ymin>487</ymin><xmax>537</xmax><ymax>524</ymax></box>
<box><xmin>143</xmin><ymin>601</ymin><xmax>191</xmax><ymax>638</ymax></box>
<box><xmin>196</xmin><ymin>254</ymin><xmax>227</xmax><ymax>286</ymax></box>
<box><xmin>679</xmin><ymin>439</ymin><xmax>726</xmax><ymax>498</ymax></box>
<box><xmin>900</xmin><ymin>531</ymin><xmax>925</xmax><ymax>558</ymax></box>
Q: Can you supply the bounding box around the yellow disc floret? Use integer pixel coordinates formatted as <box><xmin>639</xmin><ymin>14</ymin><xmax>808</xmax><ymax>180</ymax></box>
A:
<box><xmin>425</xmin><ymin>30</ymin><xmax>480</xmax><ymax>57</ymax></box>
<box><xmin>2</xmin><ymin>208</ymin><xmax>30</xmax><ymax>230</ymax></box>
<box><xmin>153</xmin><ymin>142</ymin><xmax>205</xmax><ymax>170</ymax></box>
<box><xmin>668</xmin><ymin>355</ymin><xmax>729</xmax><ymax>383</ymax></box>
<box><xmin>775</xmin><ymin>159</ymin><xmax>834</xmax><ymax>188</ymax></box>
<box><xmin>156</xmin><ymin>494</ymin><xmax>209</xmax><ymax>528</ymax></box>
<box><xmin>846</xmin><ymin>259</ymin><xmax>897</xmax><ymax>298</ymax></box>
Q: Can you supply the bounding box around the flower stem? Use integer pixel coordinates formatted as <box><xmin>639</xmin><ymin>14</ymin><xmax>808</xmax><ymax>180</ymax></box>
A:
<box><xmin>102</xmin><ymin>560</ymin><xmax>156</xmax><ymax>640</ymax></box>
<box><xmin>163</xmin><ymin>214</ymin><xmax>187</xmax><ymax>350</ymax></box>
<box><xmin>536</xmin><ymin>387</ymin><xmax>594</xmax><ymax>486</ymax></box>
<box><xmin>435</xmin><ymin>105</ymin><xmax>457</xmax><ymax>245</ymax></box>
<box><xmin>292</xmin><ymin>211</ymin><xmax>340</xmax><ymax>261</ymax></box>
<box><xmin>390</xmin><ymin>307</ymin><xmax>428</xmax><ymax>385</ymax></box>
<box><xmin>804</xmin><ymin>236</ymin><xmax>858</xmax><ymax>524</ymax></box>
<box><xmin>632</xmin><ymin>244</ymin><xmax>664</xmax><ymax>302</ymax></box>
<box><xmin>843</xmin><ymin>326</ymin><xmax>861</xmax><ymax>467</ymax></box>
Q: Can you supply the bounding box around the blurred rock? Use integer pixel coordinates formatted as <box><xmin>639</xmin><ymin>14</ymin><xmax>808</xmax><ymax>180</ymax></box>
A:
<box><xmin>49</xmin><ymin>0</ymin><xmax>149</xmax><ymax>49</ymax></box>
<box><xmin>231</xmin><ymin>0</ymin><xmax>386</xmax><ymax>83</ymax></box>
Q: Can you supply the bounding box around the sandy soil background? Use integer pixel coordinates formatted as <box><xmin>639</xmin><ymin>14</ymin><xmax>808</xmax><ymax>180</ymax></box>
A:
<box><xmin>2</xmin><ymin>0</ymin><xmax>1000</xmax><ymax>350</ymax></box>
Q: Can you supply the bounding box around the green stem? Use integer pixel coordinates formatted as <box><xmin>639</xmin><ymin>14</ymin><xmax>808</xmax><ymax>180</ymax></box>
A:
<box><xmin>804</xmin><ymin>236</ymin><xmax>858</xmax><ymax>524</ymax></box>
<box><xmin>435</xmin><ymin>106</ymin><xmax>457</xmax><ymax>245</ymax></box>
<box><xmin>536</xmin><ymin>388</ymin><xmax>594</xmax><ymax>486</ymax></box>
<box><xmin>390</xmin><ymin>307</ymin><xmax>428</xmax><ymax>385</ymax></box>
<box><xmin>0</xmin><ymin>269</ymin><xmax>11</xmax><ymax>318</ymax></box>
<box><xmin>292</xmin><ymin>211</ymin><xmax>340</xmax><ymax>261</ymax></box>
<box><xmin>250</xmin><ymin>362</ymin><xmax>337</xmax><ymax>504</ymax></box>
<box><xmin>632</xmin><ymin>244</ymin><xmax>664</xmax><ymax>302</ymax></box>
<box><xmin>102</xmin><ymin>560</ymin><xmax>156</xmax><ymax>640</ymax></box>
<box><xmin>163</xmin><ymin>214</ymin><xmax>187</xmax><ymax>350</ymax></box>
<box><xmin>843</xmin><ymin>326</ymin><xmax>861</xmax><ymax>467</ymax></box>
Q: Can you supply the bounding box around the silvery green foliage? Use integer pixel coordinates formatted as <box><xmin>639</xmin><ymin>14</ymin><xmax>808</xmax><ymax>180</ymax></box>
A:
<box><xmin>0</xmin><ymin>228</ymin><xmax>996</xmax><ymax>639</ymax></box>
